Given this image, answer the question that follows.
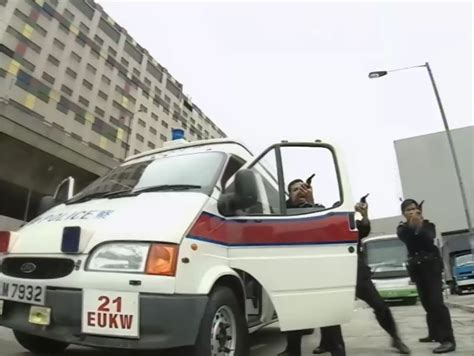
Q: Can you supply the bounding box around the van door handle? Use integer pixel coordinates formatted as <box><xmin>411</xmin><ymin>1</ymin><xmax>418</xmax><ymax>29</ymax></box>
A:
<box><xmin>348</xmin><ymin>212</ymin><xmax>356</xmax><ymax>230</ymax></box>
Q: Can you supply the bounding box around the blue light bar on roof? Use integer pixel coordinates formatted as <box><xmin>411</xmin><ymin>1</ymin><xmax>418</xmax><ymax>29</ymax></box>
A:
<box><xmin>171</xmin><ymin>128</ymin><xmax>185</xmax><ymax>140</ymax></box>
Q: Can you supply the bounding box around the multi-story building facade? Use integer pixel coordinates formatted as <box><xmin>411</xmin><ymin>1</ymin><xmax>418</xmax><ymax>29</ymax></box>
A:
<box><xmin>0</xmin><ymin>0</ymin><xmax>226</xmax><ymax>228</ymax></box>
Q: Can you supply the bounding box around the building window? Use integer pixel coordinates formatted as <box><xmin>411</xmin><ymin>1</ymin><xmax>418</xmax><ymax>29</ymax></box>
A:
<box><xmin>47</xmin><ymin>55</ymin><xmax>60</xmax><ymax>67</ymax></box>
<box><xmin>95</xmin><ymin>106</ymin><xmax>105</xmax><ymax>117</ymax></box>
<box><xmin>61</xmin><ymin>85</ymin><xmax>73</xmax><ymax>96</ymax></box>
<box><xmin>71</xmin><ymin>132</ymin><xmax>83</xmax><ymax>141</ymax></box>
<box><xmin>63</xmin><ymin>9</ymin><xmax>75</xmax><ymax>22</ymax></box>
<box><xmin>105</xmin><ymin>60</ymin><xmax>113</xmax><ymax>70</ymax></box>
<box><xmin>98</xmin><ymin>90</ymin><xmax>108</xmax><ymax>100</ymax></box>
<box><xmin>144</xmin><ymin>78</ymin><xmax>151</xmax><ymax>86</ymax></box>
<box><xmin>53</xmin><ymin>38</ymin><xmax>65</xmax><ymax>51</ymax></box>
<box><xmin>79</xmin><ymin>22</ymin><xmax>89</xmax><ymax>34</ymax></box>
<box><xmin>56</xmin><ymin>101</ymin><xmax>68</xmax><ymax>114</ymax></box>
<box><xmin>147</xmin><ymin>141</ymin><xmax>156</xmax><ymax>149</ymax></box>
<box><xmin>164</xmin><ymin>95</ymin><xmax>171</xmax><ymax>103</ymax></box>
<box><xmin>136</xmin><ymin>134</ymin><xmax>144</xmax><ymax>142</ymax></box>
<box><xmin>87</xmin><ymin>64</ymin><xmax>97</xmax><ymax>75</ymax></box>
<box><xmin>90</xmin><ymin>49</ymin><xmax>100</xmax><ymax>60</ymax></box>
<box><xmin>133</xmin><ymin>68</ymin><xmax>140</xmax><ymax>77</ymax></box>
<box><xmin>151</xmin><ymin>113</ymin><xmax>158</xmax><ymax>121</ymax></box>
<box><xmin>134</xmin><ymin>149</ymin><xmax>141</xmax><ymax>154</ymax></box>
<box><xmin>79</xmin><ymin>96</ymin><xmax>89</xmax><ymax>107</ymax></box>
<box><xmin>161</xmin><ymin>120</ymin><xmax>168</xmax><ymax>128</ymax></box>
<box><xmin>160</xmin><ymin>134</ymin><xmax>167</xmax><ymax>141</ymax></box>
<box><xmin>142</xmin><ymin>90</ymin><xmax>149</xmax><ymax>99</ymax></box>
<box><xmin>42</xmin><ymin>72</ymin><xmax>55</xmax><ymax>85</ymax></box>
<box><xmin>121</xmin><ymin>57</ymin><xmax>129</xmax><ymax>67</ymax></box>
<box><xmin>102</xmin><ymin>75</ymin><xmax>111</xmax><ymax>85</ymax></box>
<box><xmin>94</xmin><ymin>35</ymin><xmax>104</xmax><ymax>45</ymax></box>
<box><xmin>139</xmin><ymin>104</ymin><xmax>147</xmax><ymax>113</ymax></box>
<box><xmin>150</xmin><ymin>127</ymin><xmax>157</xmax><ymax>135</ymax></box>
<box><xmin>155</xmin><ymin>86</ymin><xmax>162</xmax><ymax>96</ymax></box>
<box><xmin>82</xmin><ymin>79</ymin><xmax>93</xmax><ymax>90</ymax></box>
<box><xmin>58</xmin><ymin>23</ymin><xmax>68</xmax><ymax>34</ymax></box>
<box><xmin>74</xmin><ymin>113</ymin><xmax>86</xmax><ymax>124</ymax></box>
<box><xmin>70</xmin><ymin>51</ymin><xmax>81</xmax><ymax>63</ymax></box>
<box><xmin>138</xmin><ymin>119</ymin><xmax>146</xmax><ymax>128</ymax></box>
<box><xmin>108</xmin><ymin>47</ymin><xmax>117</xmax><ymax>57</ymax></box>
<box><xmin>75</xmin><ymin>35</ymin><xmax>86</xmax><ymax>47</ymax></box>
<box><xmin>66</xmin><ymin>67</ymin><xmax>77</xmax><ymax>79</ymax></box>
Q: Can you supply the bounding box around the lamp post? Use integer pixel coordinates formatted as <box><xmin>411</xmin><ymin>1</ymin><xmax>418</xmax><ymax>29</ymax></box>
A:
<box><xmin>123</xmin><ymin>107</ymin><xmax>146</xmax><ymax>160</ymax></box>
<box><xmin>369</xmin><ymin>62</ymin><xmax>473</xmax><ymax>258</ymax></box>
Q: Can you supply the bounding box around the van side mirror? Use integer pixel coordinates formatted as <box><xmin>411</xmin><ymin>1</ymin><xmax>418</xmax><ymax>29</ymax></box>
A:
<box><xmin>36</xmin><ymin>196</ymin><xmax>58</xmax><ymax>216</ymax></box>
<box><xmin>33</xmin><ymin>177</ymin><xmax>76</xmax><ymax>218</ymax></box>
<box><xmin>218</xmin><ymin>169</ymin><xmax>259</xmax><ymax>216</ymax></box>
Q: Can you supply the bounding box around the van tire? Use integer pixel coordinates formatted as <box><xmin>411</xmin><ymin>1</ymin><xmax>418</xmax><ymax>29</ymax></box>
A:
<box><xmin>191</xmin><ymin>286</ymin><xmax>249</xmax><ymax>356</ymax></box>
<box><xmin>13</xmin><ymin>330</ymin><xmax>69</xmax><ymax>354</ymax></box>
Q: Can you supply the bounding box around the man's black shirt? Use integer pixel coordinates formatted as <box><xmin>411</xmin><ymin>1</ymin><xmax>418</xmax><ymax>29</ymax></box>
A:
<box><xmin>397</xmin><ymin>220</ymin><xmax>438</xmax><ymax>257</ymax></box>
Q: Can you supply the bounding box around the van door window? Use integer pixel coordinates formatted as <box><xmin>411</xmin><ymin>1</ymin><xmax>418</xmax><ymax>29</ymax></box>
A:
<box><xmin>232</xmin><ymin>145</ymin><xmax>342</xmax><ymax>216</ymax></box>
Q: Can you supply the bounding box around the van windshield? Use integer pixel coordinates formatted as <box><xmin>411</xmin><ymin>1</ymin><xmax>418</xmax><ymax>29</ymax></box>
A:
<box><xmin>366</xmin><ymin>238</ymin><xmax>408</xmax><ymax>269</ymax></box>
<box><xmin>455</xmin><ymin>254</ymin><xmax>474</xmax><ymax>266</ymax></box>
<box><xmin>68</xmin><ymin>152</ymin><xmax>226</xmax><ymax>204</ymax></box>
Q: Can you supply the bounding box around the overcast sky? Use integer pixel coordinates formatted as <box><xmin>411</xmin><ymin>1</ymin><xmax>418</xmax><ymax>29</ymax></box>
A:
<box><xmin>97</xmin><ymin>0</ymin><xmax>472</xmax><ymax>218</ymax></box>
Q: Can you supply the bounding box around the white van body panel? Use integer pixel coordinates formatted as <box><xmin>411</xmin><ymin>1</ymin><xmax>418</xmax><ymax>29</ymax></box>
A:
<box><xmin>12</xmin><ymin>192</ymin><xmax>209</xmax><ymax>254</ymax></box>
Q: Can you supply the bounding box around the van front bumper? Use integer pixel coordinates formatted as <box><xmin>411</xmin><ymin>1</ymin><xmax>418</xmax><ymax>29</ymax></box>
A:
<box><xmin>378</xmin><ymin>288</ymin><xmax>418</xmax><ymax>300</ymax></box>
<box><xmin>0</xmin><ymin>288</ymin><xmax>208</xmax><ymax>350</ymax></box>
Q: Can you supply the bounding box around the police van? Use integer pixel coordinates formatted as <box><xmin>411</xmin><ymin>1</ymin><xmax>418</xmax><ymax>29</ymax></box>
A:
<box><xmin>0</xmin><ymin>136</ymin><xmax>360</xmax><ymax>356</ymax></box>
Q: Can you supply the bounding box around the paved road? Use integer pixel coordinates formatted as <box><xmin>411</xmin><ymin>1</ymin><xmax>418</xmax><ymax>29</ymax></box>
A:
<box><xmin>1</xmin><ymin>302</ymin><xmax>473</xmax><ymax>355</ymax></box>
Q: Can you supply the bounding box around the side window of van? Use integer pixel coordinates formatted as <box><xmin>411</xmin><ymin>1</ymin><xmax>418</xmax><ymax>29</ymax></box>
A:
<box><xmin>221</xmin><ymin>155</ymin><xmax>246</xmax><ymax>188</ymax></box>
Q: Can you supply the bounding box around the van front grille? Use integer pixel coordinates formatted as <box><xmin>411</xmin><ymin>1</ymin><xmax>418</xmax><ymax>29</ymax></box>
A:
<box><xmin>0</xmin><ymin>257</ymin><xmax>75</xmax><ymax>279</ymax></box>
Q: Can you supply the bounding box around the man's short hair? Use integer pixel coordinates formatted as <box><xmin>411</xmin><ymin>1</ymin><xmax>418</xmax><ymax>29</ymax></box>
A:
<box><xmin>288</xmin><ymin>179</ymin><xmax>304</xmax><ymax>193</ymax></box>
<box><xmin>401</xmin><ymin>198</ymin><xmax>419</xmax><ymax>213</ymax></box>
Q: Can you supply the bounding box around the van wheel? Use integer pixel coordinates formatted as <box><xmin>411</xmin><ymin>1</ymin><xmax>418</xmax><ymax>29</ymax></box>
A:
<box><xmin>192</xmin><ymin>286</ymin><xmax>249</xmax><ymax>356</ymax></box>
<box><xmin>14</xmin><ymin>330</ymin><xmax>69</xmax><ymax>354</ymax></box>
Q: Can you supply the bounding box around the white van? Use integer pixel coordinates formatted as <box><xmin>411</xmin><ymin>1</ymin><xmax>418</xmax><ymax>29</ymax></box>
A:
<box><xmin>0</xmin><ymin>138</ymin><xmax>360</xmax><ymax>356</ymax></box>
<box><xmin>362</xmin><ymin>235</ymin><xmax>418</xmax><ymax>304</ymax></box>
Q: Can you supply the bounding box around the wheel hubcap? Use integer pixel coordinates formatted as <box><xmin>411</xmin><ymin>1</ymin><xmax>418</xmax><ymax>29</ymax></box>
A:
<box><xmin>210</xmin><ymin>305</ymin><xmax>237</xmax><ymax>356</ymax></box>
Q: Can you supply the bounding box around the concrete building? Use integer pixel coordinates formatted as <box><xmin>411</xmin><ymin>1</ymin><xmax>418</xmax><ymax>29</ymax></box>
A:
<box><xmin>371</xmin><ymin>126</ymin><xmax>473</xmax><ymax>267</ymax></box>
<box><xmin>0</xmin><ymin>0</ymin><xmax>226</xmax><ymax>228</ymax></box>
<box><xmin>394</xmin><ymin>126</ymin><xmax>473</xmax><ymax>235</ymax></box>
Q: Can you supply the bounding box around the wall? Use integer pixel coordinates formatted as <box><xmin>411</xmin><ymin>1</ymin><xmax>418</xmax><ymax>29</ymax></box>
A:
<box><xmin>395</xmin><ymin>126</ymin><xmax>474</xmax><ymax>234</ymax></box>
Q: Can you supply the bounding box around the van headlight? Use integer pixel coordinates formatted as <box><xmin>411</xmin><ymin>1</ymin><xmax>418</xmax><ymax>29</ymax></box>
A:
<box><xmin>86</xmin><ymin>242</ymin><xmax>179</xmax><ymax>276</ymax></box>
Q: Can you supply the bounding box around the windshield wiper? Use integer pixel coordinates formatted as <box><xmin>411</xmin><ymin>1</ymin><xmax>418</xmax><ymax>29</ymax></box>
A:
<box><xmin>66</xmin><ymin>189</ymin><xmax>132</xmax><ymax>205</ymax></box>
<box><xmin>107</xmin><ymin>184</ymin><xmax>203</xmax><ymax>199</ymax></box>
<box><xmin>134</xmin><ymin>184</ymin><xmax>202</xmax><ymax>193</ymax></box>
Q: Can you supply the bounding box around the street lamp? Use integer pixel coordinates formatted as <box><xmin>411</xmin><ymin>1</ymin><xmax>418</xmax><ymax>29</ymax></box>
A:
<box><xmin>123</xmin><ymin>107</ymin><xmax>146</xmax><ymax>160</ymax></box>
<box><xmin>369</xmin><ymin>62</ymin><xmax>474</xmax><ymax>258</ymax></box>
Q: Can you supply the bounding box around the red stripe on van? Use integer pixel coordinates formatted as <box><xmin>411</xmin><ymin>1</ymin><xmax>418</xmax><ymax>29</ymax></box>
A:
<box><xmin>188</xmin><ymin>212</ymin><xmax>358</xmax><ymax>246</ymax></box>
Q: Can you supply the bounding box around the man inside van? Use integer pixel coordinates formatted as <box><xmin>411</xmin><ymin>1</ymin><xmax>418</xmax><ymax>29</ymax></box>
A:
<box><xmin>279</xmin><ymin>179</ymin><xmax>410</xmax><ymax>356</ymax></box>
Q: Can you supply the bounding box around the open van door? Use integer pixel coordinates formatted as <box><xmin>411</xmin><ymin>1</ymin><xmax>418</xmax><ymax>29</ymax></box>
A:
<box><xmin>218</xmin><ymin>142</ymin><xmax>359</xmax><ymax>331</ymax></box>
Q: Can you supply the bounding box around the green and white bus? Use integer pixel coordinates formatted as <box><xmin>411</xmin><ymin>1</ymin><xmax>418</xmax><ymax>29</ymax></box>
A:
<box><xmin>362</xmin><ymin>235</ymin><xmax>418</xmax><ymax>304</ymax></box>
